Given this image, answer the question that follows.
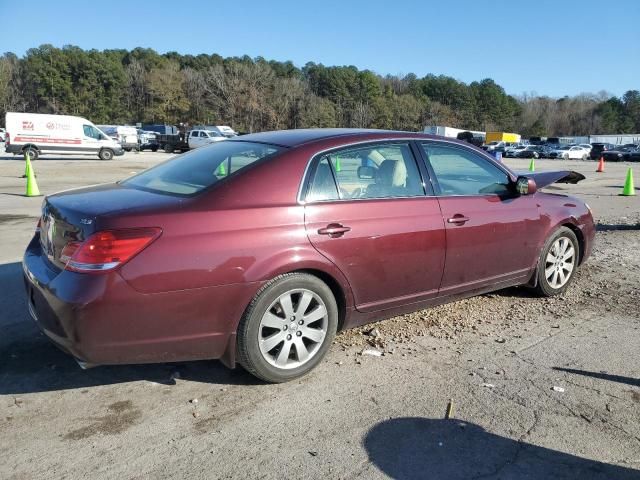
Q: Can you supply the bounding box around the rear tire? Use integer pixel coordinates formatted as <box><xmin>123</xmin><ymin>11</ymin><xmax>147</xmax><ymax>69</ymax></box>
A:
<box><xmin>237</xmin><ymin>273</ymin><xmax>338</xmax><ymax>383</ymax></box>
<box><xmin>151</xmin><ymin>146</ymin><xmax>158</xmax><ymax>152</ymax></box>
<box><xmin>98</xmin><ymin>149</ymin><xmax>114</xmax><ymax>161</ymax></box>
<box><xmin>23</xmin><ymin>147</ymin><xmax>39</xmax><ymax>161</ymax></box>
<box><xmin>532</xmin><ymin>227</ymin><xmax>579</xmax><ymax>297</ymax></box>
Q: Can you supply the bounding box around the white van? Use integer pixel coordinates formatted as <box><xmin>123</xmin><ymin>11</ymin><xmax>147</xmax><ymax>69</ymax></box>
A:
<box><xmin>209</xmin><ymin>125</ymin><xmax>238</xmax><ymax>138</ymax></box>
<box><xmin>5</xmin><ymin>112</ymin><xmax>124</xmax><ymax>160</ymax></box>
<box><xmin>97</xmin><ymin>125</ymin><xmax>139</xmax><ymax>151</ymax></box>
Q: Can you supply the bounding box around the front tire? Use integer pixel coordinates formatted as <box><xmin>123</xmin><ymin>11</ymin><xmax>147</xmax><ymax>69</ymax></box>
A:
<box><xmin>237</xmin><ymin>273</ymin><xmax>338</xmax><ymax>383</ymax></box>
<box><xmin>533</xmin><ymin>227</ymin><xmax>579</xmax><ymax>297</ymax></box>
<box><xmin>98</xmin><ymin>148</ymin><xmax>114</xmax><ymax>160</ymax></box>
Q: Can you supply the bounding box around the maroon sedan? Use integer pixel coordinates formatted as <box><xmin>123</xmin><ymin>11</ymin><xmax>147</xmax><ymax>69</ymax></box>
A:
<box><xmin>23</xmin><ymin>129</ymin><xmax>595</xmax><ymax>382</ymax></box>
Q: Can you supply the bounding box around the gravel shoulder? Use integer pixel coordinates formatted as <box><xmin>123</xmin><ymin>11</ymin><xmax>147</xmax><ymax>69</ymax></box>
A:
<box><xmin>0</xmin><ymin>152</ymin><xmax>639</xmax><ymax>479</ymax></box>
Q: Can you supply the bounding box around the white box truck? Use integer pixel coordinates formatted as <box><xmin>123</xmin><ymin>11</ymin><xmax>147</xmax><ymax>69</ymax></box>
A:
<box><xmin>4</xmin><ymin>112</ymin><xmax>124</xmax><ymax>160</ymax></box>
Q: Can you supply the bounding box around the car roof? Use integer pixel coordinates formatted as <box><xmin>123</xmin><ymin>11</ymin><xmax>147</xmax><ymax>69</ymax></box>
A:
<box><xmin>227</xmin><ymin>128</ymin><xmax>434</xmax><ymax>148</ymax></box>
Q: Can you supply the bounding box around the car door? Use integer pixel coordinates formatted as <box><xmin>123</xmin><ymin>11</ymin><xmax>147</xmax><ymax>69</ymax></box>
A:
<box><xmin>188</xmin><ymin>130</ymin><xmax>200</xmax><ymax>149</ymax></box>
<box><xmin>303</xmin><ymin>141</ymin><xmax>446</xmax><ymax>312</ymax></box>
<box><xmin>418</xmin><ymin>141</ymin><xmax>543</xmax><ymax>296</ymax></box>
<box><xmin>82</xmin><ymin>124</ymin><xmax>102</xmax><ymax>153</ymax></box>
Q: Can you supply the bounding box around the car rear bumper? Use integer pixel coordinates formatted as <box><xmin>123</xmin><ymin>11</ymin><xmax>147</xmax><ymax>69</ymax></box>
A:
<box><xmin>22</xmin><ymin>235</ymin><xmax>259</xmax><ymax>367</ymax></box>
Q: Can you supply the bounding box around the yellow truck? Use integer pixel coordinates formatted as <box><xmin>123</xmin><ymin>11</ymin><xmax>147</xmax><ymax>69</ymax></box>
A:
<box><xmin>485</xmin><ymin>132</ymin><xmax>521</xmax><ymax>143</ymax></box>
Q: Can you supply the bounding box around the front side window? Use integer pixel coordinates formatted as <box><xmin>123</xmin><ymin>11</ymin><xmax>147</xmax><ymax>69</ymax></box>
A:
<box><xmin>306</xmin><ymin>143</ymin><xmax>424</xmax><ymax>201</ymax></box>
<box><xmin>123</xmin><ymin>141</ymin><xmax>282</xmax><ymax>195</ymax></box>
<box><xmin>83</xmin><ymin>125</ymin><xmax>102</xmax><ymax>139</ymax></box>
<box><xmin>420</xmin><ymin>143</ymin><xmax>510</xmax><ymax>196</ymax></box>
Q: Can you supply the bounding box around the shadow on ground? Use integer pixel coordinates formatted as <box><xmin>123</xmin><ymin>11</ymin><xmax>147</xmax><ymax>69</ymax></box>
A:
<box><xmin>553</xmin><ymin>367</ymin><xmax>640</xmax><ymax>388</ymax></box>
<box><xmin>596</xmin><ymin>223</ymin><xmax>640</xmax><ymax>231</ymax></box>
<box><xmin>364</xmin><ymin>417</ymin><xmax>639</xmax><ymax>480</ymax></box>
<box><xmin>0</xmin><ymin>262</ymin><xmax>259</xmax><ymax>395</ymax></box>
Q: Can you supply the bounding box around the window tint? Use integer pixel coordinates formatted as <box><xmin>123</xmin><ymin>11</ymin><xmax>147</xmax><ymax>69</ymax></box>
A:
<box><xmin>308</xmin><ymin>143</ymin><xmax>424</xmax><ymax>201</ymax></box>
<box><xmin>123</xmin><ymin>141</ymin><xmax>282</xmax><ymax>195</ymax></box>
<box><xmin>421</xmin><ymin>143</ymin><xmax>510</xmax><ymax>196</ymax></box>
<box><xmin>307</xmin><ymin>158</ymin><xmax>339</xmax><ymax>202</ymax></box>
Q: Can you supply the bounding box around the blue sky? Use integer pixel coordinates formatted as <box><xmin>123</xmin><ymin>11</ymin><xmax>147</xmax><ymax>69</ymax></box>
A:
<box><xmin>1</xmin><ymin>0</ymin><xmax>638</xmax><ymax>97</ymax></box>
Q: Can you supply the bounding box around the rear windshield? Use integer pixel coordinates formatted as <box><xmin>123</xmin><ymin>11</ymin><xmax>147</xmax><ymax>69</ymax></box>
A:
<box><xmin>122</xmin><ymin>141</ymin><xmax>283</xmax><ymax>195</ymax></box>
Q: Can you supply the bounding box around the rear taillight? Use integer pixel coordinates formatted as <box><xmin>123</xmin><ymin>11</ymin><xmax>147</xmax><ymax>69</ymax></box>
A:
<box><xmin>61</xmin><ymin>227</ymin><xmax>161</xmax><ymax>273</ymax></box>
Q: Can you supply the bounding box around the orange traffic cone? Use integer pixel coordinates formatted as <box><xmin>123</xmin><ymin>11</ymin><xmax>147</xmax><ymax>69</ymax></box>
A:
<box><xmin>596</xmin><ymin>156</ymin><xmax>605</xmax><ymax>173</ymax></box>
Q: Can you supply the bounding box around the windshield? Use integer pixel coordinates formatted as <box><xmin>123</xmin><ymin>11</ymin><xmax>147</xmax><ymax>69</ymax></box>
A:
<box><xmin>123</xmin><ymin>141</ymin><xmax>283</xmax><ymax>195</ymax></box>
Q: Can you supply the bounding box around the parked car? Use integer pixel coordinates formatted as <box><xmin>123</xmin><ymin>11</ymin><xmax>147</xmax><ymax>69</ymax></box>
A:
<box><xmin>602</xmin><ymin>144</ymin><xmax>640</xmax><ymax>162</ymax></box>
<box><xmin>97</xmin><ymin>125</ymin><xmax>139</xmax><ymax>152</ymax></box>
<box><xmin>4</xmin><ymin>112</ymin><xmax>123</xmax><ymax>160</ymax></box>
<box><xmin>505</xmin><ymin>144</ymin><xmax>528</xmax><ymax>157</ymax></box>
<box><xmin>549</xmin><ymin>145</ymin><xmax>589</xmax><ymax>160</ymax></box>
<box><xmin>483</xmin><ymin>141</ymin><xmax>505</xmax><ymax>152</ymax></box>
<box><xmin>23</xmin><ymin>129</ymin><xmax>594</xmax><ymax>382</ymax></box>
<box><xmin>578</xmin><ymin>144</ymin><xmax>592</xmax><ymax>153</ymax></box>
<box><xmin>137</xmin><ymin>130</ymin><xmax>159</xmax><ymax>152</ymax></box>
<box><xmin>0</xmin><ymin>127</ymin><xmax>6</xmax><ymax>142</ymax></box>
<box><xmin>629</xmin><ymin>147</ymin><xmax>640</xmax><ymax>162</ymax></box>
<box><xmin>516</xmin><ymin>145</ymin><xmax>544</xmax><ymax>159</ymax></box>
<box><xmin>589</xmin><ymin>143</ymin><xmax>616</xmax><ymax>160</ymax></box>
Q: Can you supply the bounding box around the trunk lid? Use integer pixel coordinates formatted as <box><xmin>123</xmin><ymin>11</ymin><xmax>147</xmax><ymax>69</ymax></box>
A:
<box><xmin>40</xmin><ymin>183</ymin><xmax>187</xmax><ymax>270</ymax></box>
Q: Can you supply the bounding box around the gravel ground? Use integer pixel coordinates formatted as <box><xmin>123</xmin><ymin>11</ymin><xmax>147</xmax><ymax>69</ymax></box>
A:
<box><xmin>0</xmin><ymin>150</ymin><xmax>639</xmax><ymax>479</ymax></box>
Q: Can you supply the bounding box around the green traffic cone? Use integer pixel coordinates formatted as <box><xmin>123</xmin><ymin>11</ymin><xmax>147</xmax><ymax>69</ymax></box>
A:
<box><xmin>621</xmin><ymin>168</ymin><xmax>635</xmax><ymax>196</ymax></box>
<box><xmin>217</xmin><ymin>162</ymin><xmax>226</xmax><ymax>176</ymax></box>
<box><xmin>528</xmin><ymin>158</ymin><xmax>535</xmax><ymax>172</ymax></box>
<box><xmin>22</xmin><ymin>153</ymin><xmax>30</xmax><ymax>178</ymax></box>
<box><xmin>25</xmin><ymin>155</ymin><xmax>41</xmax><ymax>197</ymax></box>
<box><xmin>335</xmin><ymin>156</ymin><xmax>342</xmax><ymax>172</ymax></box>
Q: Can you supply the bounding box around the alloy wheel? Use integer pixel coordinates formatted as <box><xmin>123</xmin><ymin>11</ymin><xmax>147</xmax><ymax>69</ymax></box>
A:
<box><xmin>544</xmin><ymin>236</ymin><xmax>576</xmax><ymax>289</ymax></box>
<box><xmin>258</xmin><ymin>289</ymin><xmax>328</xmax><ymax>369</ymax></box>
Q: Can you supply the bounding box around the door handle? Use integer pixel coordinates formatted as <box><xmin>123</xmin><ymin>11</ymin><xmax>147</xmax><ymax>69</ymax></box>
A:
<box><xmin>318</xmin><ymin>223</ymin><xmax>351</xmax><ymax>237</ymax></box>
<box><xmin>447</xmin><ymin>215</ymin><xmax>470</xmax><ymax>225</ymax></box>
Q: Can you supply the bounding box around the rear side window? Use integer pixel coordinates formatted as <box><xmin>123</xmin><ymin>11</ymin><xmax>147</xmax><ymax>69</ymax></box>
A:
<box><xmin>306</xmin><ymin>143</ymin><xmax>424</xmax><ymax>201</ymax></box>
<box><xmin>123</xmin><ymin>141</ymin><xmax>282</xmax><ymax>195</ymax></box>
<box><xmin>421</xmin><ymin>143</ymin><xmax>510</xmax><ymax>196</ymax></box>
<box><xmin>307</xmin><ymin>158</ymin><xmax>339</xmax><ymax>202</ymax></box>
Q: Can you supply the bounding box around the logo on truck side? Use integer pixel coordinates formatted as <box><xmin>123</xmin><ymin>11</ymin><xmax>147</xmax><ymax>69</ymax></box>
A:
<box><xmin>22</xmin><ymin>121</ymin><xmax>34</xmax><ymax>130</ymax></box>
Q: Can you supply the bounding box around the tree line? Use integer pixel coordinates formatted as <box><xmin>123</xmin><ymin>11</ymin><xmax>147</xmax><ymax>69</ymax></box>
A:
<box><xmin>0</xmin><ymin>45</ymin><xmax>638</xmax><ymax>136</ymax></box>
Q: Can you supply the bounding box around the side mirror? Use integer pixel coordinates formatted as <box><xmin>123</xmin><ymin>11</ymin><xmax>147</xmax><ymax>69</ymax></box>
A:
<box><xmin>516</xmin><ymin>176</ymin><xmax>537</xmax><ymax>195</ymax></box>
<box><xmin>357</xmin><ymin>165</ymin><xmax>376</xmax><ymax>180</ymax></box>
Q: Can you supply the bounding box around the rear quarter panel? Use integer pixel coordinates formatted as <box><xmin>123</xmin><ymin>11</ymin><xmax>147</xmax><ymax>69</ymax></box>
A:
<box><xmin>115</xmin><ymin>148</ymin><xmax>355</xmax><ymax>308</ymax></box>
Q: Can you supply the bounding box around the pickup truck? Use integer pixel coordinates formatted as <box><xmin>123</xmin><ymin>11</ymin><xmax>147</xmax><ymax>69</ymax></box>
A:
<box><xmin>158</xmin><ymin>129</ymin><xmax>226</xmax><ymax>153</ymax></box>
